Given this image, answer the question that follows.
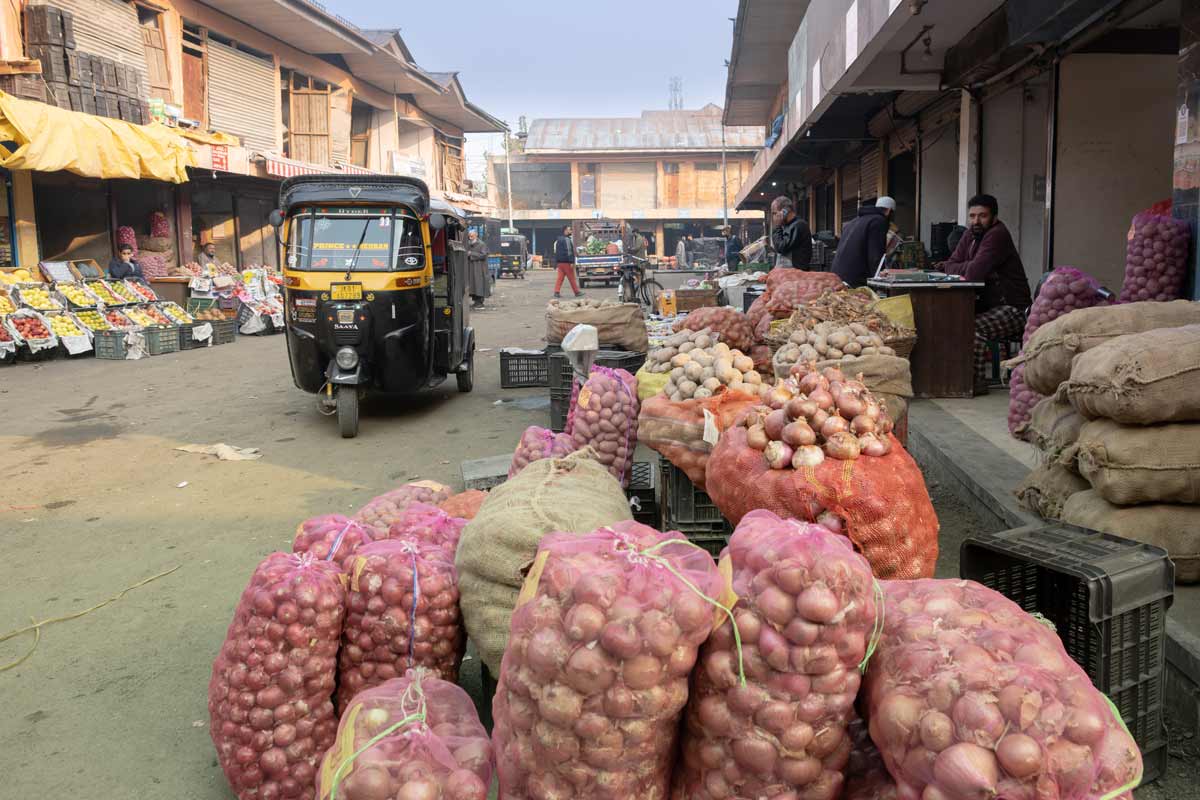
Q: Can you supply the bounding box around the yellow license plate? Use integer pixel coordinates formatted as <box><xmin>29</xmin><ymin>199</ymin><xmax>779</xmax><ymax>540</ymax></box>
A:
<box><xmin>330</xmin><ymin>283</ymin><xmax>362</xmax><ymax>300</ymax></box>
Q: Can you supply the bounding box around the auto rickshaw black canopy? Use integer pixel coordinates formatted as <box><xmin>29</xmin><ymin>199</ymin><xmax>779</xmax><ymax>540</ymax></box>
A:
<box><xmin>279</xmin><ymin>174</ymin><xmax>431</xmax><ymax>217</ymax></box>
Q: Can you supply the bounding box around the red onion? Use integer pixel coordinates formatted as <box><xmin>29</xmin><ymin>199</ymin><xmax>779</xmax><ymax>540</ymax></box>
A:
<box><xmin>764</xmin><ymin>440</ymin><xmax>795</xmax><ymax>469</ymax></box>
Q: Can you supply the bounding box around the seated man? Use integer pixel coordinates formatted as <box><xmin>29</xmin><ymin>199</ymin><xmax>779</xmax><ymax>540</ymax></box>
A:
<box><xmin>941</xmin><ymin>194</ymin><xmax>1033</xmax><ymax>394</ymax></box>
<box><xmin>107</xmin><ymin>243</ymin><xmax>145</xmax><ymax>281</ymax></box>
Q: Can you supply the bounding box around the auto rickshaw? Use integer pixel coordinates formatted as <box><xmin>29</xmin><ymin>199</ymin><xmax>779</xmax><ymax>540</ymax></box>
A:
<box><xmin>496</xmin><ymin>230</ymin><xmax>528</xmax><ymax>278</ymax></box>
<box><xmin>271</xmin><ymin>175</ymin><xmax>475</xmax><ymax>438</ymax></box>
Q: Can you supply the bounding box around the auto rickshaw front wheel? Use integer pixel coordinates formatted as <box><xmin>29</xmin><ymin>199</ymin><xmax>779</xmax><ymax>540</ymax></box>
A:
<box><xmin>337</xmin><ymin>386</ymin><xmax>360</xmax><ymax>438</ymax></box>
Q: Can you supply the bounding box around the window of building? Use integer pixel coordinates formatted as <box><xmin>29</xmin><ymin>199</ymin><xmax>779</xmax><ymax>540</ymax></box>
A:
<box><xmin>663</xmin><ymin>163</ymin><xmax>680</xmax><ymax>174</ymax></box>
<box><xmin>181</xmin><ymin>24</ymin><xmax>207</xmax><ymax>125</ymax></box>
<box><xmin>350</xmin><ymin>100</ymin><xmax>372</xmax><ymax>168</ymax></box>
<box><xmin>695</xmin><ymin>162</ymin><xmax>720</xmax><ymax>171</ymax></box>
<box><xmin>281</xmin><ymin>70</ymin><xmax>331</xmax><ymax>165</ymax></box>
<box><xmin>137</xmin><ymin>4</ymin><xmax>171</xmax><ymax>101</ymax></box>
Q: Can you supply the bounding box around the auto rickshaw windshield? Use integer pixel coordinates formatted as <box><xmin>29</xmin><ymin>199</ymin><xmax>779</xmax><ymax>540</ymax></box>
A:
<box><xmin>286</xmin><ymin>209</ymin><xmax>425</xmax><ymax>272</ymax></box>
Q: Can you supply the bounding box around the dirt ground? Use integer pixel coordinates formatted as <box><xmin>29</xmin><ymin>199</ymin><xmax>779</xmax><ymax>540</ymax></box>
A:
<box><xmin>1</xmin><ymin>270</ymin><xmax>1189</xmax><ymax>798</ymax></box>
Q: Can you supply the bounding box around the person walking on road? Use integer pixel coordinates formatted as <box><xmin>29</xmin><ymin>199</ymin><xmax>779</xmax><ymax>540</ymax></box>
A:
<box><xmin>466</xmin><ymin>229</ymin><xmax>491</xmax><ymax>310</ymax></box>
<box><xmin>553</xmin><ymin>224</ymin><xmax>582</xmax><ymax>298</ymax></box>
<box><xmin>770</xmin><ymin>196</ymin><xmax>812</xmax><ymax>268</ymax></box>
<box><xmin>939</xmin><ymin>194</ymin><xmax>1033</xmax><ymax>395</ymax></box>
<box><xmin>830</xmin><ymin>196</ymin><xmax>894</xmax><ymax>288</ymax></box>
<box><xmin>675</xmin><ymin>234</ymin><xmax>693</xmax><ymax>269</ymax></box>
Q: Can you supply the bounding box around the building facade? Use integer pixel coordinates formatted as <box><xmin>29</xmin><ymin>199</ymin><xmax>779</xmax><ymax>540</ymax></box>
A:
<box><xmin>725</xmin><ymin>0</ymin><xmax>1186</xmax><ymax>295</ymax></box>
<box><xmin>488</xmin><ymin>105</ymin><xmax>764</xmax><ymax>263</ymax></box>
<box><xmin>0</xmin><ymin>0</ymin><xmax>503</xmax><ymax>272</ymax></box>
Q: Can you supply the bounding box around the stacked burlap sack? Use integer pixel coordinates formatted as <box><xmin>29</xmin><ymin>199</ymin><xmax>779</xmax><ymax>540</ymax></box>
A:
<box><xmin>1011</xmin><ymin>302</ymin><xmax>1200</xmax><ymax>580</ymax></box>
<box><xmin>545</xmin><ymin>298</ymin><xmax>649</xmax><ymax>352</ymax></box>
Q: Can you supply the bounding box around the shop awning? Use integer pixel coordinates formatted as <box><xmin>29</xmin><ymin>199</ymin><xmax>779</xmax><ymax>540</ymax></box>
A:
<box><xmin>261</xmin><ymin>154</ymin><xmax>383</xmax><ymax>179</ymax></box>
<box><xmin>0</xmin><ymin>91</ymin><xmax>193</xmax><ymax>183</ymax></box>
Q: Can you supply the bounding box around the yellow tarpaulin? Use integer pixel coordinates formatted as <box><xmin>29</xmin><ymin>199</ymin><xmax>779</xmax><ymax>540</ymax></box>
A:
<box><xmin>0</xmin><ymin>91</ymin><xmax>194</xmax><ymax>183</ymax></box>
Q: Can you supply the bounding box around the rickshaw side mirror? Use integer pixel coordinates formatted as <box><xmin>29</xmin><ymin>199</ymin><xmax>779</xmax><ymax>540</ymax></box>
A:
<box><xmin>428</xmin><ymin>213</ymin><xmax>446</xmax><ymax>231</ymax></box>
<box><xmin>269</xmin><ymin>209</ymin><xmax>284</xmax><ymax>230</ymax></box>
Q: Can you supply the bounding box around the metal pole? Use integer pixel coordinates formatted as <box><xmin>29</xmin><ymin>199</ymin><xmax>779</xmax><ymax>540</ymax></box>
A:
<box><xmin>720</xmin><ymin>121</ymin><xmax>729</xmax><ymax>228</ymax></box>
<box><xmin>504</xmin><ymin>130</ymin><xmax>515</xmax><ymax>230</ymax></box>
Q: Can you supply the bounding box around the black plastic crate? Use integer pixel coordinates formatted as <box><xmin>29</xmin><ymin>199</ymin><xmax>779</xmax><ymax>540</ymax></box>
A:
<box><xmin>960</xmin><ymin>522</ymin><xmax>1173</xmax><ymax>781</ymax></box>
<box><xmin>549</xmin><ymin>390</ymin><xmax>570</xmax><ymax>433</ymax></box>
<box><xmin>500</xmin><ymin>348</ymin><xmax>550</xmax><ymax>388</ymax></box>
<box><xmin>548</xmin><ymin>349</ymin><xmax>647</xmax><ymax>392</ymax></box>
<box><xmin>660</xmin><ymin>458</ymin><xmax>728</xmax><ymax>526</ymax></box>
<box><xmin>626</xmin><ymin>461</ymin><xmax>658</xmax><ymax>527</ymax></box>
<box><xmin>211</xmin><ymin>318</ymin><xmax>237</xmax><ymax>345</ymax></box>
<box><xmin>677</xmin><ymin>526</ymin><xmax>731</xmax><ymax>560</ymax></box>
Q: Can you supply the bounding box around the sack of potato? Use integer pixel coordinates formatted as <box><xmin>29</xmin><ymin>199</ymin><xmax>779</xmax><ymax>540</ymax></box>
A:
<box><xmin>773</xmin><ymin>321</ymin><xmax>896</xmax><ymax>379</ymax></box>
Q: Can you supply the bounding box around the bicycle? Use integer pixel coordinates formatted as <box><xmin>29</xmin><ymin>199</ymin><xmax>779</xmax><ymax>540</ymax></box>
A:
<box><xmin>616</xmin><ymin>255</ymin><xmax>664</xmax><ymax>311</ymax></box>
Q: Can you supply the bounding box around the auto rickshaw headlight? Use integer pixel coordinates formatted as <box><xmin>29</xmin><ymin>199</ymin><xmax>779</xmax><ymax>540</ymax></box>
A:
<box><xmin>336</xmin><ymin>347</ymin><xmax>359</xmax><ymax>370</ymax></box>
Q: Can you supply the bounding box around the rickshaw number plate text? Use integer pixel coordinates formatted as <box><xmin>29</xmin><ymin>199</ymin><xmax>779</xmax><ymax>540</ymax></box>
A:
<box><xmin>331</xmin><ymin>283</ymin><xmax>363</xmax><ymax>301</ymax></box>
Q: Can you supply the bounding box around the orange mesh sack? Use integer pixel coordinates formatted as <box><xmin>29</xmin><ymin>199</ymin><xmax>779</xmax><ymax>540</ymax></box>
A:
<box><xmin>705</xmin><ymin>425</ymin><xmax>939</xmax><ymax>579</ymax></box>
<box><xmin>637</xmin><ymin>388</ymin><xmax>761</xmax><ymax>487</ymax></box>
<box><xmin>438</xmin><ymin>490</ymin><xmax>488</xmax><ymax>521</ymax></box>
<box><xmin>672</xmin><ymin>306</ymin><xmax>756</xmax><ymax>352</ymax></box>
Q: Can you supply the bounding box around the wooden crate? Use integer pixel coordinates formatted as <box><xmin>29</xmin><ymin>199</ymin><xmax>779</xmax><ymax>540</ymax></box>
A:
<box><xmin>45</xmin><ymin>81</ymin><xmax>71</xmax><ymax>111</ymax></box>
<box><xmin>27</xmin><ymin>44</ymin><xmax>69</xmax><ymax>85</ymax></box>
<box><xmin>0</xmin><ymin>73</ymin><xmax>46</xmax><ymax>102</ymax></box>
<box><xmin>675</xmin><ymin>288</ymin><xmax>720</xmax><ymax>312</ymax></box>
<box><xmin>61</xmin><ymin>9</ymin><xmax>76</xmax><ymax>49</ymax></box>
<box><xmin>23</xmin><ymin>5</ymin><xmax>65</xmax><ymax>46</ymax></box>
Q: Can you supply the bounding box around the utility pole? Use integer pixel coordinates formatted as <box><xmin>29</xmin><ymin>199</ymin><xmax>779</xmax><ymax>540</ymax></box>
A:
<box><xmin>504</xmin><ymin>129</ymin><xmax>514</xmax><ymax>230</ymax></box>
<box><xmin>721</xmin><ymin>120</ymin><xmax>729</xmax><ymax>228</ymax></box>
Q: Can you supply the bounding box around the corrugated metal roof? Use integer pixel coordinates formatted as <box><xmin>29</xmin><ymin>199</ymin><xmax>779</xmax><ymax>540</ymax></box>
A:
<box><xmin>525</xmin><ymin>106</ymin><xmax>763</xmax><ymax>153</ymax></box>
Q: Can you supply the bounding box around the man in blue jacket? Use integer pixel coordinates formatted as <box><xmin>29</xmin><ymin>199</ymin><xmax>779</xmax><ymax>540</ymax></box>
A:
<box><xmin>831</xmin><ymin>197</ymin><xmax>894</xmax><ymax>287</ymax></box>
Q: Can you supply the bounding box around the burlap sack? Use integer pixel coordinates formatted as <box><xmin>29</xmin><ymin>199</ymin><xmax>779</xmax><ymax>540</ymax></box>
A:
<box><xmin>1023</xmin><ymin>387</ymin><xmax>1084</xmax><ymax>465</ymax></box>
<box><xmin>1067</xmin><ymin>324</ymin><xmax>1200</xmax><ymax>424</ymax></box>
<box><xmin>1072</xmin><ymin>418</ymin><xmax>1200</xmax><ymax>505</ymax></box>
<box><xmin>1015</xmin><ymin>300</ymin><xmax>1200</xmax><ymax>395</ymax></box>
<box><xmin>1061</xmin><ymin>490</ymin><xmax>1199</xmax><ymax>583</ymax></box>
<box><xmin>454</xmin><ymin>448</ymin><xmax>632</xmax><ymax>674</ymax></box>
<box><xmin>1015</xmin><ymin>463</ymin><xmax>1090</xmax><ymax>520</ymax></box>
<box><xmin>821</xmin><ymin>354</ymin><xmax>913</xmax><ymax>398</ymax></box>
<box><xmin>545</xmin><ymin>300</ymin><xmax>650</xmax><ymax>352</ymax></box>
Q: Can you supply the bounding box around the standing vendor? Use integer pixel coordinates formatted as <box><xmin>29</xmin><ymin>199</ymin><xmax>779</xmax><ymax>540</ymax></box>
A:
<box><xmin>770</xmin><ymin>196</ymin><xmax>813</xmax><ymax>268</ymax></box>
<box><xmin>831</xmin><ymin>197</ymin><xmax>893</xmax><ymax>287</ymax></box>
<box><xmin>723</xmin><ymin>225</ymin><xmax>743</xmax><ymax>269</ymax></box>
<box><xmin>107</xmin><ymin>243</ymin><xmax>144</xmax><ymax>281</ymax></box>
<box><xmin>466</xmin><ymin>229</ymin><xmax>491</xmax><ymax>310</ymax></box>
<box><xmin>940</xmin><ymin>194</ymin><xmax>1032</xmax><ymax>395</ymax></box>
<box><xmin>621</xmin><ymin>221</ymin><xmax>647</xmax><ymax>260</ymax></box>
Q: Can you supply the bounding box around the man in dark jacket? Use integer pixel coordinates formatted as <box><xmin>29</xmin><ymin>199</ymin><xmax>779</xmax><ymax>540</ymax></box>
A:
<box><xmin>107</xmin><ymin>244</ymin><xmax>144</xmax><ymax>281</ymax></box>
<box><xmin>723</xmin><ymin>225</ymin><xmax>743</xmax><ymax>269</ymax></box>
<box><xmin>941</xmin><ymin>194</ymin><xmax>1033</xmax><ymax>394</ymax></box>
<box><xmin>770</xmin><ymin>196</ymin><xmax>812</xmax><ymax>268</ymax></box>
<box><xmin>831</xmin><ymin>197</ymin><xmax>893</xmax><ymax>287</ymax></box>
<box><xmin>552</xmin><ymin>224</ymin><xmax>581</xmax><ymax>298</ymax></box>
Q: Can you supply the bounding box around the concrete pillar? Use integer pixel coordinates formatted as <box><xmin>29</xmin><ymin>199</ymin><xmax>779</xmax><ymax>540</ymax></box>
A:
<box><xmin>570</xmin><ymin>162</ymin><xmax>580</xmax><ymax>209</ymax></box>
<box><xmin>958</xmin><ymin>89</ymin><xmax>981</xmax><ymax>223</ymax></box>
<box><xmin>1175</xmin><ymin>0</ymin><xmax>1200</xmax><ymax>299</ymax></box>
<box><xmin>654</xmin><ymin>221</ymin><xmax>665</xmax><ymax>257</ymax></box>
<box><xmin>11</xmin><ymin>170</ymin><xmax>39</xmax><ymax>268</ymax></box>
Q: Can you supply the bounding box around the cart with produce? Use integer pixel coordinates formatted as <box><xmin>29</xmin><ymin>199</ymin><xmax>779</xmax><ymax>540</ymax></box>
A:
<box><xmin>14</xmin><ymin>284</ymin><xmax>64</xmax><ymax>312</ymax></box>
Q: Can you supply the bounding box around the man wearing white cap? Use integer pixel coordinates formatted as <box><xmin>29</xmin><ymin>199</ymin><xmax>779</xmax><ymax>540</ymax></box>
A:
<box><xmin>831</xmin><ymin>196</ymin><xmax>895</xmax><ymax>287</ymax></box>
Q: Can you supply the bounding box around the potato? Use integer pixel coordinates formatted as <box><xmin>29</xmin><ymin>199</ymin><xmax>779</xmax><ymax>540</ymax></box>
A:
<box><xmin>694</xmin><ymin>335</ymin><xmax>712</xmax><ymax>349</ymax></box>
<box><xmin>664</xmin><ymin>381</ymin><xmax>677</xmax><ymax>396</ymax></box>
<box><xmin>732</xmin><ymin>355</ymin><xmax>754</xmax><ymax>372</ymax></box>
<box><xmin>701</xmin><ymin>366</ymin><xmax>715</xmax><ymax>381</ymax></box>
<box><xmin>828</xmin><ymin>348</ymin><xmax>843</xmax><ymax>359</ymax></box>
<box><xmin>713</xmin><ymin>357</ymin><xmax>733</xmax><ymax>376</ymax></box>
<box><xmin>702</xmin><ymin>377</ymin><xmax>722</xmax><ymax>392</ymax></box>
<box><xmin>684</xmin><ymin>362</ymin><xmax>704</xmax><ymax>382</ymax></box>
<box><xmin>742</xmin><ymin>370</ymin><xmax>762</xmax><ymax>385</ymax></box>
<box><xmin>693</xmin><ymin>352</ymin><xmax>715</xmax><ymax>369</ymax></box>
<box><xmin>679</xmin><ymin>379</ymin><xmax>698</xmax><ymax>396</ymax></box>
<box><xmin>879</xmin><ymin>346</ymin><xmax>896</xmax><ymax>356</ymax></box>
<box><xmin>849</xmin><ymin>322</ymin><xmax>870</xmax><ymax>337</ymax></box>
<box><xmin>679</xmin><ymin>341</ymin><xmax>695</xmax><ymax>353</ymax></box>
<box><xmin>844</xmin><ymin>341</ymin><xmax>863</xmax><ymax>356</ymax></box>
<box><xmin>670</xmin><ymin>392</ymin><xmax>684</xmax><ymax>402</ymax></box>
<box><xmin>693</xmin><ymin>387</ymin><xmax>713</xmax><ymax>399</ymax></box>
<box><xmin>671</xmin><ymin>353</ymin><xmax>692</xmax><ymax>368</ymax></box>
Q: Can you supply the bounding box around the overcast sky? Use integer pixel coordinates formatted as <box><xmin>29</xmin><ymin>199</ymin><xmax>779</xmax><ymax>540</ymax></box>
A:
<box><xmin>334</xmin><ymin>0</ymin><xmax>740</xmax><ymax>178</ymax></box>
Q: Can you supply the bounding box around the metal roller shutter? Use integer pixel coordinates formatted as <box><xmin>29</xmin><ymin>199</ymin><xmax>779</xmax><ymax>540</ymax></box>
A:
<box><xmin>598</xmin><ymin>163</ymin><xmax>656</xmax><ymax>209</ymax></box>
<box><xmin>918</xmin><ymin>92</ymin><xmax>961</xmax><ymax>134</ymax></box>
<box><xmin>860</xmin><ymin>148</ymin><xmax>882</xmax><ymax>200</ymax></box>
<box><xmin>207</xmin><ymin>40</ymin><xmax>277</xmax><ymax>155</ymax></box>
<box><xmin>31</xmin><ymin>0</ymin><xmax>147</xmax><ymax>98</ymax></box>
<box><xmin>839</xmin><ymin>161</ymin><xmax>861</xmax><ymax>227</ymax></box>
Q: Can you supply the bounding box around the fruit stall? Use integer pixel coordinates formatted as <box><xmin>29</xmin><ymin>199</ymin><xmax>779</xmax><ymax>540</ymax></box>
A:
<box><xmin>0</xmin><ymin>266</ymin><xmax>238</xmax><ymax>364</ymax></box>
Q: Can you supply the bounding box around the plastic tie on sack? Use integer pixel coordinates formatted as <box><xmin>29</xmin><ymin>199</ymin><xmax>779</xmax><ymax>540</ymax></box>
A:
<box><xmin>330</xmin><ymin>671</ymin><xmax>431</xmax><ymax>800</ymax></box>
<box><xmin>562</xmin><ymin>323</ymin><xmax>599</xmax><ymax>381</ymax></box>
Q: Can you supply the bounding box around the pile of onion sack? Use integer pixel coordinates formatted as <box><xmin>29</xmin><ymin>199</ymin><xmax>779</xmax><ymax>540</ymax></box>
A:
<box><xmin>492</xmin><ymin>521</ymin><xmax>724</xmax><ymax>799</ymax></box>
<box><xmin>672</xmin><ymin>305</ymin><xmax>756</xmax><ymax>353</ymax></box>
<box><xmin>208</xmin><ymin>552</ymin><xmax>345</xmax><ymax>800</ymax></box>
<box><xmin>674</xmin><ymin>510</ymin><xmax>879</xmax><ymax>800</ymax></box>
<box><xmin>355</xmin><ymin>481</ymin><xmax>453</xmax><ymax>531</ymax></box>
<box><xmin>509</xmin><ymin>426</ymin><xmax>576</xmax><ymax>478</ymax></box>
<box><xmin>1121</xmin><ymin>211</ymin><xmax>1189</xmax><ymax>303</ymax></box>
<box><xmin>865</xmin><ymin>580</ymin><xmax>1142</xmax><ymax>800</ymax></box>
<box><xmin>292</xmin><ymin>515</ymin><xmax>379</xmax><ymax>572</ymax></box>
<box><xmin>1010</xmin><ymin>267</ymin><xmax>1111</xmax><ymax>439</ymax></box>
<box><xmin>337</xmin><ymin>538</ymin><xmax>464</xmax><ymax>710</ymax></box>
<box><xmin>566</xmin><ymin>366</ymin><xmax>640</xmax><ymax>487</ymax></box>
<box><xmin>316</xmin><ymin>669</ymin><xmax>493</xmax><ymax>800</ymax></box>
<box><xmin>705</xmin><ymin>365</ymin><xmax>939</xmax><ymax>579</ymax></box>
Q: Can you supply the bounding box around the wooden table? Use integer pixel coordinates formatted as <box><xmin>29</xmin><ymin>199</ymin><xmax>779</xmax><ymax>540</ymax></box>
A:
<box><xmin>868</xmin><ymin>278</ymin><xmax>984</xmax><ymax>398</ymax></box>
